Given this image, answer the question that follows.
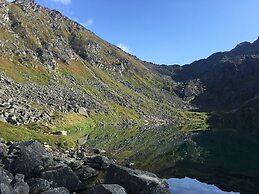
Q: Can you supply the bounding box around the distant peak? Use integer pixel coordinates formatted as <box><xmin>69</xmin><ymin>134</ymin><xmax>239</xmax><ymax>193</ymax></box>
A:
<box><xmin>235</xmin><ymin>41</ymin><xmax>251</xmax><ymax>48</ymax></box>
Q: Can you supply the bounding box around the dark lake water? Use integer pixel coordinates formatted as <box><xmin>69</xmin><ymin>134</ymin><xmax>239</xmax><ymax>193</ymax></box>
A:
<box><xmin>84</xmin><ymin>125</ymin><xmax>259</xmax><ymax>193</ymax></box>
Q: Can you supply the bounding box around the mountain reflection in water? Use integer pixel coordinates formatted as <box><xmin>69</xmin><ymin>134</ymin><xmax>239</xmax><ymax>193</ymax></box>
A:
<box><xmin>167</xmin><ymin>177</ymin><xmax>240</xmax><ymax>194</ymax></box>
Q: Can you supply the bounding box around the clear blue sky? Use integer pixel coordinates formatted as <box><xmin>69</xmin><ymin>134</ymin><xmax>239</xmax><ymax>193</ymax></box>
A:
<box><xmin>35</xmin><ymin>0</ymin><xmax>259</xmax><ymax>64</ymax></box>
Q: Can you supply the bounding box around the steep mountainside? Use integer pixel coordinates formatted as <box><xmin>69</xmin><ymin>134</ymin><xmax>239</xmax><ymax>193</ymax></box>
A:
<box><xmin>147</xmin><ymin>37</ymin><xmax>259</xmax><ymax>131</ymax></box>
<box><xmin>0</xmin><ymin>0</ymin><xmax>189</xmax><ymax>128</ymax></box>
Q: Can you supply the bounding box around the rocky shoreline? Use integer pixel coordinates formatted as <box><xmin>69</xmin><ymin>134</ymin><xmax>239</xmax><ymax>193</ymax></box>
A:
<box><xmin>0</xmin><ymin>140</ymin><xmax>170</xmax><ymax>194</ymax></box>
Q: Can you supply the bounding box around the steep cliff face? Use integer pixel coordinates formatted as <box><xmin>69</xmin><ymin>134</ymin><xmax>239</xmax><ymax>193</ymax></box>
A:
<box><xmin>0</xmin><ymin>0</ymin><xmax>186</xmax><ymax>126</ymax></box>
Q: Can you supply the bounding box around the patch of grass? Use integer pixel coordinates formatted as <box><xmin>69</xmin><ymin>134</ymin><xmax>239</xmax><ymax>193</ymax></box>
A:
<box><xmin>0</xmin><ymin>122</ymin><xmax>74</xmax><ymax>148</ymax></box>
<box><xmin>0</xmin><ymin>57</ymin><xmax>52</xmax><ymax>85</ymax></box>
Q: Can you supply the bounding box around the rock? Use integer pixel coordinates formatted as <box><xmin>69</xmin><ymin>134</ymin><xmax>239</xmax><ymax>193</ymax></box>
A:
<box><xmin>0</xmin><ymin>116</ymin><xmax>7</xmax><ymax>123</ymax></box>
<box><xmin>3</xmin><ymin>141</ymin><xmax>53</xmax><ymax>178</ymax></box>
<box><xmin>39</xmin><ymin>187</ymin><xmax>69</xmax><ymax>194</ymax></box>
<box><xmin>78</xmin><ymin>107</ymin><xmax>89</xmax><ymax>117</ymax></box>
<box><xmin>93</xmin><ymin>148</ymin><xmax>106</xmax><ymax>154</ymax></box>
<box><xmin>85</xmin><ymin>155</ymin><xmax>111</xmax><ymax>170</ymax></box>
<box><xmin>0</xmin><ymin>143</ymin><xmax>8</xmax><ymax>161</ymax></box>
<box><xmin>0</xmin><ymin>184</ymin><xmax>14</xmax><ymax>194</ymax></box>
<box><xmin>11</xmin><ymin>174</ymin><xmax>29</xmax><ymax>194</ymax></box>
<box><xmin>6</xmin><ymin>115</ymin><xmax>18</xmax><ymax>125</ymax></box>
<box><xmin>27</xmin><ymin>178</ymin><xmax>50</xmax><ymax>194</ymax></box>
<box><xmin>0</xmin><ymin>167</ymin><xmax>14</xmax><ymax>194</ymax></box>
<box><xmin>50</xmin><ymin>131</ymin><xmax>67</xmax><ymax>136</ymax></box>
<box><xmin>105</xmin><ymin>164</ymin><xmax>170</xmax><ymax>194</ymax></box>
<box><xmin>89</xmin><ymin>184</ymin><xmax>127</xmax><ymax>194</ymax></box>
<box><xmin>75</xmin><ymin>165</ymin><xmax>98</xmax><ymax>182</ymax></box>
<box><xmin>40</xmin><ymin>164</ymin><xmax>83</xmax><ymax>191</ymax></box>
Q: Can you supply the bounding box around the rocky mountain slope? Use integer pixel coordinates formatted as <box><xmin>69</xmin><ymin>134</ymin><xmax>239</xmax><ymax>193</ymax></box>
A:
<box><xmin>0</xmin><ymin>0</ymin><xmax>187</xmax><ymax>128</ymax></box>
<box><xmin>1</xmin><ymin>1</ymin><xmax>259</xmax><ymax>193</ymax></box>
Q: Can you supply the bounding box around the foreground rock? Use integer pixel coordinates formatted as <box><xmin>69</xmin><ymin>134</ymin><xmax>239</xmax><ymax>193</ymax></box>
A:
<box><xmin>106</xmin><ymin>164</ymin><xmax>170</xmax><ymax>194</ymax></box>
<box><xmin>0</xmin><ymin>140</ymin><xmax>171</xmax><ymax>194</ymax></box>
<box><xmin>3</xmin><ymin>141</ymin><xmax>53</xmax><ymax>178</ymax></box>
<box><xmin>89</xmin><ymin>184</ymin><xmax>127</xmax><ymax>194</ymax></box>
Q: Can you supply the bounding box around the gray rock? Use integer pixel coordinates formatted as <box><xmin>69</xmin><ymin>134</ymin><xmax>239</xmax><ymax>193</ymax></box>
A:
<box><xmin>0</xmin><ymin>116</ymin><xmax>7</xmax><ymax>123</ymax></box>
<box><xmin>85</xmin><ymin>155</ymin><xmax>111</xmax><ymax>170</ymax></box>
<box><xmin>89</xmin><ymin>184</ymin><xmax>127</xmax><ymax>194</ymax></box>
<box><xmin>0</xmin><ymin>143</ymin><xmax>8</xmax><ymax>161</ymax></box>
<box><xmin>3</xmin><ymin>141</ymin><xmax>53</xmax><ymax>178</ymax></box>
<box><xmin>105</xmin><ymin>164</ymin><xmax>170</xmax><ymax>194</ymax></box>
<box><xmin>11</xmin><ymin>174</ymin><xmax>29</xmax><ymax>194</ymax></box>
<box><xmin>40</xmin><ymin>164</ymin><xmax>83</xmax><ymax>191</ymax></box>
<box><xmin>0</xmin><ymin>183</ymin><xmax>14</xmax><ymax>194</ymax></box>
<box><xmin>27</xmin><ymin>178</ymin><xmax>50</xmax><ymax>194</ymax></box>
<box><xmin>75</xmin><ymin>165</ymin><xmax>98</xmax><ymax>182</ymax></box>
<box><xmin>78</xmin><ymin>107</ymin><xmax>89</xmax><ymax>117</ymax></box>
<box><xmin>39</xmin><ymin>187</ymin><xmax>69</xmax><ymax>194</ymax></box>
<box><xmin>0</xmin><ymin>167</ymin><xmax>14</xmax><ymax>194</ymax></box>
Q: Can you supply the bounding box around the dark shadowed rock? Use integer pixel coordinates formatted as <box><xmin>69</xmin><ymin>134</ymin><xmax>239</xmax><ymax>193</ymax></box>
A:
<box><xmin>39</xmin><ymin>187</ymin><xmax>69</xmax><ymax>194</ymax></box>
<box><xmin>89</xmin><ymin>184</ymin><xmax>127</xmax><ymax>194</ymax></box>
<box><xmin>75</xmin><ymin>165</ymin><xmax>98</xmax><ymax>182</ymax></box>
<box><xmin>106</xmin><ymin>164</ymin><xmax>170</xmax><ymax>194</ymax></box>
<box><xmin>11</xmin><ymin>174</ymin><xmax>29</xmax><ymax>194</ymax></box>
<box><xmin>27</xmin><ymin>178</ymin><xmax>50</xmax><ymax>194</ymax></box>
<box><xmin>40</xmin><ymin>164</ymin><xmax>83</xmax><ymax>191</ymax></box>
<box><xmin>85</xmin><ymin>155</ymin><xmax>111</xmax><ymax>170</ymax></box>
<box><xmin>4</xmin><ymin>141</ymin><xmax>53</xmax><ymax>178</ymax></box>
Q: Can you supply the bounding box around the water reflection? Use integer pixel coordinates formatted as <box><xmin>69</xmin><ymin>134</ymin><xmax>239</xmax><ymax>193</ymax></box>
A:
<box><xmin>167</xmin><ymin>177</ymin><xmax>240</xmax><ymax>194</ymax></box>
<box><xmin>85</xmin><ymin>125</ymin><xmax>259</xmax><ymax>193</ymax></box>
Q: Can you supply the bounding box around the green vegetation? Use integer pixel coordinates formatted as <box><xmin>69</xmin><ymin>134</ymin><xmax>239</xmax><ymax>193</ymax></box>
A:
<box><xmin>0</xmin><ymin>122</ymin><xmax>74</xmax><ymax>148</ymax></box>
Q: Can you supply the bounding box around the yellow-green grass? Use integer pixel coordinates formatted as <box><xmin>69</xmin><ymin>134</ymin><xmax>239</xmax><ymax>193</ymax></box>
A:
<box><xmin>0</xmin><ymin>122</ymin><xmax>74</xmax><ymax>148</ymax></box>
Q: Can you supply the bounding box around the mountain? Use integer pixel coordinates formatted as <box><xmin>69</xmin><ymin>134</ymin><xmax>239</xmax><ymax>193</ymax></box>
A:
<box><xmin>1</xmin><ymin>1</ymin><xmax>259</xmax><ymax>193</ymax></box>
<box><xmin>0</xmin><ymin>0</ymin><xmax>191</xmax><ymax>130</ymax></box>
<box><xmin>147</xmin><ymin>37</ymin><xmax>259</xmax><ymax>132</ymax></box>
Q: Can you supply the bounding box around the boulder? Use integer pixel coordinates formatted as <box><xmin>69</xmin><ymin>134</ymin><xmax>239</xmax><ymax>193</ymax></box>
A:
<box><xmin>50</xmin><ymin>131</ymin><xmax>67</xmax><ymax>136</ymax></box>
<box><xmin>89</xmin><ymin>184</ymin><xmax>127</xmax><ymax>194</ymax></box>
<box><xmin>78</xmin><ymin>107</ymin><xmax>89</xmax><ymax>117</ymax></box>
<box><xmin>40</xmin><ymin>164</ymin><xmax>83</xmax><ymax>191</ymax></box>
<box><xmin>11</xmin><ymin>174</ymin><xmax>29</xmax><ymax>194</ymax></box>
<box><xmin>0</xmin><ymin>184</ymin><xmax>14</xmax><ymax>194</ymax></box>
<box><xmin>0</xmin><ymin>167</ymin><xmax>14</xmax><ymax>194</ymax></box>
<box><xmin>39</xmin><ymin>187</ymin><xmax>69</xmax><ymax>194</ymax></box>
<box><xmin>75</xmin><ymin>165</ymin><xmax>98</xmax><ymax>182</ymax></box>
<box><xmin>0</xmin><ymin>143</ymin><xmax>8</xmax><ymax>161</ymax></box>
<box><xmin>105</xmin><ymin>164</ymin><xmax>170</xmax><ymax>194</ymax></box>
<box><xmin>3</xmin><ymin>141</ymin><xmax>53</xmax><ymax>178</ymax></box>
<box><xmin>27</xmin><ymin>178</ymin><xmax>50</xmax><ymax>194</ymax></box>
<box><xmin>85</xmin><ymin>155</ymin><xmax>111</xmax><ymax>170</ymax></box>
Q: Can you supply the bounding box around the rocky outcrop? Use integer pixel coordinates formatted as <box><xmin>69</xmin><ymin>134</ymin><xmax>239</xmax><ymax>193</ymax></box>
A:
<box><xmin>0</xmin><ymin>140</ymin><xmax>171</xmax><ymax>194</ymax></box>
<box><xmin>106</xmin><ymin>164</ymin><xmax>170</xmax><ymax>194</ymax></box>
